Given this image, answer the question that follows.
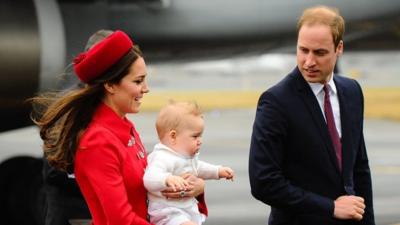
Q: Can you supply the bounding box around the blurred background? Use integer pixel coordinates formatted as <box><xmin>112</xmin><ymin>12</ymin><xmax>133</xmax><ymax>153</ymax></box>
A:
<box><xmin>1</xmin><ymin>0</ymin><xmax>400</xmax><ymax>224</ymax></box>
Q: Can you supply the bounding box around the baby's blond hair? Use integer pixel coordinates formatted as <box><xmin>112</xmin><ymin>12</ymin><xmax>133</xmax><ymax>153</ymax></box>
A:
<box><xmin>155</xmin><ymin>100</ymin><xmax>202</xmax><ymax>139</ymax></box>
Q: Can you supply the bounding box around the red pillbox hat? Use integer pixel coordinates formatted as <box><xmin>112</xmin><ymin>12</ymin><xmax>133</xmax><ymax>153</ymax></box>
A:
<box><xmin>73</xmin><ymin>30</ymin><xmax>134</xmax><ymax>83</ymax></box>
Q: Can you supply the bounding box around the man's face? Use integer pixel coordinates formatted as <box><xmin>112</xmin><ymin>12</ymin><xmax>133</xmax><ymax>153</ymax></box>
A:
<box><xmin>296</xmin><ymin>24</ymin><xmax>343</xmax><ymax>84</ymax></box>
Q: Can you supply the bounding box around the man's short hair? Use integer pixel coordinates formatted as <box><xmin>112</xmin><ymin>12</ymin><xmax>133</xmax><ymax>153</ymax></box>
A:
<box><xmin>297</xmin><ymin>5</ymin><xmax>345</xmax><ymax>48</ymax></box>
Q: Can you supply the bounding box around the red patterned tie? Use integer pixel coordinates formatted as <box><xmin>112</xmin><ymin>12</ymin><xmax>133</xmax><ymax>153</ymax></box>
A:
<box><xmin>323</xmin><ymin>85</ymin><xmax>342</xmax><ymax>171</ymax></box>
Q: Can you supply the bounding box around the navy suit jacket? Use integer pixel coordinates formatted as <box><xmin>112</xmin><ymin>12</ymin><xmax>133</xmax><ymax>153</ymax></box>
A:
<box><xmin>249</xmin><ymin>67</ymin><xmax>375</xmax><ymax>225</ymax></box>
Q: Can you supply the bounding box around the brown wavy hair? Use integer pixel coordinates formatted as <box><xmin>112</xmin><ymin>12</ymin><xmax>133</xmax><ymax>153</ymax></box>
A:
<box><xmin>31</xmin><ymin>45</ymin><xmax>143</xmax><ymax>171</ymax></box>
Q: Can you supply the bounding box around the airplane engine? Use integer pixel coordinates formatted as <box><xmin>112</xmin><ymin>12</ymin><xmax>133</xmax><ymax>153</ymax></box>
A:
<box><xmin>1</xmin><ymin>0</ymin><xmax>400</xmax><ymax>132</ymax></box>
<box><xmin>0</xmin><ymin>0</ymin><xmax>65</xmax><ymax>132</ymax></box>
<box><xmin>0</xmin><ymin>0</ymin><xmax>40</xmax><ymax>131</ymax></box>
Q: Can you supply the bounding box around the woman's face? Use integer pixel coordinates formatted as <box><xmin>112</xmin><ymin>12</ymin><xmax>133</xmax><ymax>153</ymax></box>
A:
<box><xmin>104</xmin><ymin>57</ymin><xmax>149</xmax><ymax>117</ymax></box>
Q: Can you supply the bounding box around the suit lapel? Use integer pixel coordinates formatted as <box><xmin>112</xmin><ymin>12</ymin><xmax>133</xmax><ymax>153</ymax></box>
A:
<box><xmin>292</xmin><ymin>68</ymin><xmax>341</xmax><ymax>174</ymax></box>
<box><xmin>334</xmin><ymin>76</ymin><xmax>354</xmax><ymax>178</ymax></box>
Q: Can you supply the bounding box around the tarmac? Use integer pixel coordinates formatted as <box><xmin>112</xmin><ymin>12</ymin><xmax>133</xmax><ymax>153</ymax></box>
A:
<box><xmin>132</xmin><ymin>110</ymin><xmax>400</xmax><ymax>225</ymax></box>
<box><xmin>2</xmin><ymin>109</ymin><xmax>399</xmax><ymax>224</ymax></box>
<box><xmin>141</xmin><ymin>51</ymin><xmax>400</xmax><ymax>120</ymax></box>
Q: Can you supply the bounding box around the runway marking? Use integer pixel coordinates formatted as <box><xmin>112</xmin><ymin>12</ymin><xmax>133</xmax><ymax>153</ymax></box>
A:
<box><xmin>373</xmin><ymin>165</ymin><xmax>400</xmax><ymax>174</ymax></box>
<box><xmin>364</xmin><ymin>88</ymin><xmax>400</xmax><ymax>121</ymax></box>
<box><xmin>140</xmin><ymin>88</ymin><xmax>400</xmax><ymax>121</ymax></box>
<box><xmin>141</xmin><ymin>90</ymin><xmax>260</xmax><ymax>111</ymax></box>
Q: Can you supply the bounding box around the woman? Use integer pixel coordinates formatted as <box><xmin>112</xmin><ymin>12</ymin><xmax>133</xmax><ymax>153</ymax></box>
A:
<box><xmin>40</xmin><ymin>30</ymin><xmax>113</xmax><ymax>225</ymax></box>
<box><xmin>32</xmin><ymin>30</ymin><xmax>205</xmax><ymax>225</ymax></box>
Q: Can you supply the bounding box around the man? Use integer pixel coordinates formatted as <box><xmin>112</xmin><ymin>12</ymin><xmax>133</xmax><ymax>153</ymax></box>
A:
<box><xmin>249</xmin><ymin>5</ymin><xmax>375</xmax><ymax>225</ymax></box>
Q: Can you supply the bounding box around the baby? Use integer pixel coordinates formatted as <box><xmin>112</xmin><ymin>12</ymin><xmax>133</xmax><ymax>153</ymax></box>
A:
<box><xmin>143</xmin><ymin>101</ymin><xmax>234</xmax><ymax>225</ymax></box>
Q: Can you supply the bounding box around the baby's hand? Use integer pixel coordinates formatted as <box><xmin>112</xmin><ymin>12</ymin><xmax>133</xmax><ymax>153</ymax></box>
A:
<box><xmin>166</xmin><ymin>175</ymin><xmax>189</xmax><ymax>191</ymax></box>
<box><xmin>219</xmin><ymin>166</ymin><xmax>235</xmax><ymax>181</ymax></box>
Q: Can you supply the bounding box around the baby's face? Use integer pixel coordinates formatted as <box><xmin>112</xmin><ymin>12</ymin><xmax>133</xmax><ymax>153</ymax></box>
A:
<box><xmin>174</xmin><ymin>115</ymin><xmax>204</xmax><ymax>156</ymax></box>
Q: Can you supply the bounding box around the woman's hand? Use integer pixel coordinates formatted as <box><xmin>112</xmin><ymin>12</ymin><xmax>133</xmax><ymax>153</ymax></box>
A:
<box><xmin>165</xmin><ymin>175</ymin><xmax>189</xmax><ymax>192</ymax></box>
<box><xmin>182</xmin><ymin>173</ymin><xmax>205</xmax><ymax>197</ymax></box>
<box><xmin>161</xmin><ymin>173</ymin><xmax>204</xmax><ymax>199</ymax></box>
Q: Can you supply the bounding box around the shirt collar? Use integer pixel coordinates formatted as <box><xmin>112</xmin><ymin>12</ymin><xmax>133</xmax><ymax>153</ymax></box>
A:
<box><xmin>92</xmin><ymin>102</ymin><xmax>134</xmax><ymax>145</ymax></box>
<box><xmin>154</xmin><ymin>143</ymin><xmax>196</xmax><ymax>159</ymax></box>
<box><xmin>308</xmin><ymin>72</ymin><xmax>337</xmax><ymax>96</ymax></box>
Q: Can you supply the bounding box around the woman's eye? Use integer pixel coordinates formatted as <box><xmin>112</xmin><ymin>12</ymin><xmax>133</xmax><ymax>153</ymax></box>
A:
<box><xmin>133</xmin><ymin>79</ymin><xmax>143</xmax><ymax>84</ymax></box>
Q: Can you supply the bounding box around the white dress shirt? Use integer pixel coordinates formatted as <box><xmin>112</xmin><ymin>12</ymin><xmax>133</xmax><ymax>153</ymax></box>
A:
<box><xmin>307</xmin><ymin>74</ymin><xmax>342</xmax><ymax>137</ymax></box>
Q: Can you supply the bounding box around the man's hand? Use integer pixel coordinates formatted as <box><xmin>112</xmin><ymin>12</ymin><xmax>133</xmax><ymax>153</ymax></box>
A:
<box><xmin>334</xmin><ymin>195</ymin><xmax>365</xmax><ymax>220</ymax></box>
